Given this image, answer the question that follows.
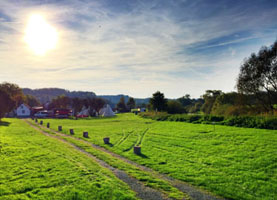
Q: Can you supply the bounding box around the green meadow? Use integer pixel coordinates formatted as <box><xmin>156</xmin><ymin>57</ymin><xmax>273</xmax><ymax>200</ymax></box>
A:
<box><xmin>42</xmin><ymin>114</ymin><xmax>277</xmax><ymax>200</ymax></box>
<box><xmin>0</xmin><ymin>118</ymin><xmax>137</xmax><ymax>200</ymax></box>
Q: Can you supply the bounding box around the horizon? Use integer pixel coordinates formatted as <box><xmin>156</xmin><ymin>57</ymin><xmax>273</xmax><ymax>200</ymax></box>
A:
<box><xmin>0</xmin><ymin>0</ymin><xmax>276</xmax><ymax>98</ymax></box>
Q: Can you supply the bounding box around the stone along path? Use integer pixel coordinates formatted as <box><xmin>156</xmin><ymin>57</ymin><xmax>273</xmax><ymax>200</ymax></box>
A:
<box><xmin>25</xmin><ymin>120</ymin><xmax>171</xmax><ymax>200</ymax></box>
<box><xmin>25</xmin><ymin>119</ymin><xmax>225</xmax><ymax>200</ymax></box>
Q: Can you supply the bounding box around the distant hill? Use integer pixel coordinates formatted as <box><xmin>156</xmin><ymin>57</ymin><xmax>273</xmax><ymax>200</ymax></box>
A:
<box><xmin>22</xmin><ymin>88</ymin><xmax>96</xmax><ymax>104</ymax></box>
<box><xmin>98</xmin><ymin>95</ymin><xmax>150</xmax><ymax>108</ymax></box>
<box><xmin>22</xmin><ymin>88</ymin><xmax>150</xmax><ymax>107</ymax></box>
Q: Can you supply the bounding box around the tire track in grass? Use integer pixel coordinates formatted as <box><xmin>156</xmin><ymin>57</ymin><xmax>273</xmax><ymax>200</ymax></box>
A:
<box><xmin>28</xmin><ymin>119</ymin><xmax>225</xmax><ymax>200</ymax></box>
<box><xmin>122</xmin><ymin>132</ymin><xmax>140</xmax><ymax>152</ymax></box>
<box><xmin>123</xmin><ymin>128</ymin><xmax>149</xmax><ymax>152</ymax></box>
<box><xmin>115</xmin><ymin>130</ymin><xmax>134</xmax><ymax>147</ymax></box>
<box><xmin>24</xmin><ymin>119</ymin><xmax>171</xmax><ymax>200</ymax></box>
<box><xmin>113</xmin><ymin>130</ymin><xmax>126</xmax><ymax>146</ymax></box>
<box><xmin>136</xmin><ymin>128</ymin><xmax>149</xmax><ymax>146</ymax></box>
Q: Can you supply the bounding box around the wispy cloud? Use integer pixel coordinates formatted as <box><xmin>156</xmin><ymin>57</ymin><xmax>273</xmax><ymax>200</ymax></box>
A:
<box><xmin>0</xmin><ymin>0</ymin><xmax>276</xmax><ymax>98</ymax></box>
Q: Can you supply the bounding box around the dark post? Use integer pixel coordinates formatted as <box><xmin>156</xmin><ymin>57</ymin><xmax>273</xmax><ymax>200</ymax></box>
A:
<box><xmin>47</xmin><ymin>123</ymin><xmax>50</xmax><ymax>128</ymax></box>
<box><xmin>103</xmin><ymin>137</ymin><xmax>110</xmax><ymax>144</ymax></box>
<box><xmin>35</xmin><ymin>118</ymin><xmax>38</xmax><ymax>123</ymax></box>
<box><xmin>83</xmin><ymin>132</ymin><xmax>88</xmax><ymax>138</ymax></box>
<box><xmin>40</xmin><ymin>120</ymin><xmax>43</xmax><ymax>125</ymax></box>
<box><xmin>58</xmin><ymin>126</ymin><xmax>62</xmax><ymax>131</ymax></box>
<box><xmin>70</xmin><ymin>129</ymin><xmax>74</xmax><ymax>135</ymax></box>
<box><xmin>134</xmin><ymin>146</ymin><xmax>141</xmax><ymax>155</ymax></box>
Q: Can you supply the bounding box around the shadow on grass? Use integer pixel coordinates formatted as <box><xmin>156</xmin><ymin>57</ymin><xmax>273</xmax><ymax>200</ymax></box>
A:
<box><xmin>0</xmin><ymin>121</ymin><xmax>10</xmax><ymax>126</ymax></box>
<box><xmin>199</xmin><ymin>131</ymin><xmax>212</xmax><ymax>133</ymax></box>
<box><xmin>106</xmin><ymin>143</ymin><xmax>114</xmax><ymax>147</ymax></box>
<box><xmin>137</xmin><ymin>153</ymin><xmax>149</xmax><ymax>159</ymax></box>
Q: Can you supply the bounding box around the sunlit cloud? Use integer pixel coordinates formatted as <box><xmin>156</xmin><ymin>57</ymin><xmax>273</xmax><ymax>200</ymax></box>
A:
<box><xmin>0</xmin><ymin>0</ymin><xmax>276</xmax><ymax>98</ymax></box>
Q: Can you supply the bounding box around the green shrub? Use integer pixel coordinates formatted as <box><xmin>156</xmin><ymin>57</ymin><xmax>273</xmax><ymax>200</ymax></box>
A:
<box><xmin>140</xmin><ymin>112</ymin><xmax>277</xmax><ymax>130</ymax></box>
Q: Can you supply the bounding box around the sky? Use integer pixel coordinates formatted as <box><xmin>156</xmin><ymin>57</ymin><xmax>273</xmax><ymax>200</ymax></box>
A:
<box><xmin>0</xmin><ymin>0</ymin><xmax>276</xmax><ymax>98</ymax></box>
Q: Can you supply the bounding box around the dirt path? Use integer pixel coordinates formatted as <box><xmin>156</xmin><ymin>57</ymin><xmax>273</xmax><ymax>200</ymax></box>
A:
<box><xmin>27</xmin><ymin>119</ymin><xmax>225</xmax><ymax>200</ymax></box>
<box><xmin>24</xmin><ymin>120</ymin><xmax>172</xmax><ymax>200</ymax></box>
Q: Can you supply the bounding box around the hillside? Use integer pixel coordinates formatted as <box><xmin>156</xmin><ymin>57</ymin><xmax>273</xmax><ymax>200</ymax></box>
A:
<box><xmin>22</xmin><ymin>88</ymin><xmax>150</xmax><ymax>107</ymax></box>
<box><xmin>99</xmin><ymin>95</ymin><xmax>150</xmax><ymax>108</ymax></box>
<box><xmin>23</xmin><ymin>88</ymin><xmax>96</xmax><ymax>104</ymax></box>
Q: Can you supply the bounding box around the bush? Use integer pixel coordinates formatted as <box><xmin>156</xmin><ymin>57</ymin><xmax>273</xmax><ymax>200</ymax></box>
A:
<box><xmin>139</xmin><ymin>112</ymin><xmax>277</xmax><ymax>130</ymax></box>
<box><xmin>166</xmin><ymin>100</ymin><xmax>186</xmax><ymax>114</ymax></box>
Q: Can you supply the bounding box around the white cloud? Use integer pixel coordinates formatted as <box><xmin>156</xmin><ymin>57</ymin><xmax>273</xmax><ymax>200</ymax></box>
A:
<box><xmin>0</xmin><ymin>0</ymin><xmax>276</xmax><ymax>98</ymax></box>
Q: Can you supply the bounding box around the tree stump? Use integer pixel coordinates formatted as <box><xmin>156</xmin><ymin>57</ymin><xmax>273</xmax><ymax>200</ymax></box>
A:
<box><xmin>70</xmin><ymin>129</ymin><xmax>74</xmax><ymax>135</ymax></box>
<box><xmin>83</xmin><ymin>132</ymin><xmax>88</xmax><ymax>138</ymax></box>
<box><xmin>47</xmin><ymin>123</ymin><xmax>50</xmax><ymax>128</ymax></box>
<box><xmin>134</xmin><ymin>146</ymin><xmax>141</xmax><ymax>155</ymax></box>
<box><xmin>40</xmin><ymin>121</ymin><xmax>43</xmax><ymax>125</ymax></box>
<box><xmin>103</xmin><ymin>137</ymin><xmax>110</xmax><ymax>144</ymax></box>
<box><xmin>58</xmin><ymin>126</ymin><xmax>62</xmax><ymax>131</ymax></box>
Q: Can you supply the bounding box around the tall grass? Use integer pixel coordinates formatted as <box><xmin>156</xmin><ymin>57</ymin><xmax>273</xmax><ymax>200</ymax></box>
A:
<box><xmin>139</xmin><ymin>112</ymin><xmax>277</xmax><ymax>129</ymax></box>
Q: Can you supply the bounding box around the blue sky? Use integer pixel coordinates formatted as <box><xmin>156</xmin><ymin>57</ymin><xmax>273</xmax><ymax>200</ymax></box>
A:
<box><xmin>0</xmin><ymin>0</ymin><xmax>276</xmax><ymax>98</ymax></box>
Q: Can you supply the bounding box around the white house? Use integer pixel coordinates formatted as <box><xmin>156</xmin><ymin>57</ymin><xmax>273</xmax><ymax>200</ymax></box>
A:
<box><xmin>16</xmin><ymin>104</ymin><xmax>31</xmax><ymax>117</ymax></box>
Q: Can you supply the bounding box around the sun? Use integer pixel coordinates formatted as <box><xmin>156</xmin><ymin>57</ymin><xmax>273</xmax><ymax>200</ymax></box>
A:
<box><xmin>24</xmin><ymin>14</ymin><xmax>58</xmax><ymax>56</ymax></box>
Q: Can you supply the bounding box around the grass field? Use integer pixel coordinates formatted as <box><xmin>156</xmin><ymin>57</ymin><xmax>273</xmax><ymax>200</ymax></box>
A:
<box><xmin>0</xmin><ymin>118</ymin><xmax>137</xmax><ymax>200</ymax></box>
<box><xmin>42</xmin><ymin>114</ymin><xmax>277</xmax><ymax>200</ymax></box>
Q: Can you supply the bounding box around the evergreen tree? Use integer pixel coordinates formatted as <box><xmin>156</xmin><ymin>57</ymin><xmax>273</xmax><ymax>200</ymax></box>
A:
<box><xmin>127</xmin><ymin>97</ymin><xmax>136</xmax><ymax>110</ymax></box>
<box><xmin>116</xmin><ymin>97</ymin><xmax>127</xmax><ymax>112</ymax></box>
<box><xmin>149</xmin><ymin>91</ymin><xmax>167</xmax><ymax>111</ymax></box>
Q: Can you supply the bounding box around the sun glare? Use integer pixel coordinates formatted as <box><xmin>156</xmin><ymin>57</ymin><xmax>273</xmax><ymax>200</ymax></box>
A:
<box><xmin>24</xmin><ymin>14</ymin><xmax>58</xmax><ymax>56</ymax></box>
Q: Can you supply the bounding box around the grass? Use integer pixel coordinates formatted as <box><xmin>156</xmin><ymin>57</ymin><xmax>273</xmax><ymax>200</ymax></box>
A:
<box><xmin>139</xmin><ymin>112</ymin><xmax>277</xmax><ymax>129</ymax></box>
<box><xmin>41</xmin><ymin>113</ymin><xmax>277</xmax><ymax>200</ymax></box>
<box><xmin>0</xmin><ymin>118</ymin><xmax>137</xmax><ymax>200</ymax></box>
<box><xmin>30</xmin><ymin>119</ymin><xmax>188</xmax><ymax>200</ymax></box>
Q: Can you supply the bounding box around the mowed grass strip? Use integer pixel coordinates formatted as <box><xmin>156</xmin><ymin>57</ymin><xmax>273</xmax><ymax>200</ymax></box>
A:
<box><xmin>0</xmin><ymin>118</ymin><xmax>137</xmax><ymax>200</ymax></box>
<box><xmin>29</xmin><ymin>119</ymin><xmax>189</xmax><ymax>200</ymax></box>
<box><xmin>42</xmin><ymin>114</ymin><xmax>277</xmax><ymax>200</ymax></box>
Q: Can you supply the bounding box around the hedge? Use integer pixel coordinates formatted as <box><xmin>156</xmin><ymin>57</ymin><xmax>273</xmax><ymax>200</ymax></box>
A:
<box><xmin>139</xmin><ymin>112</ymin><xmax>277</xmax><ymax>130</ymax></box>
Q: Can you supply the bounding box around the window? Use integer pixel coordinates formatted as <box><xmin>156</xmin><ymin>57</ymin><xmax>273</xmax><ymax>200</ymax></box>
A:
<box><xmin>22</xmin><ymin>110</ymin><xmax>25</xmax><ymax>114</ymax></box>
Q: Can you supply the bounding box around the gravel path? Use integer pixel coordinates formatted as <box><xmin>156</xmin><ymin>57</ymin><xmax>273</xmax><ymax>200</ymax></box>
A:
<box><xmin>25</xmin><ymin>120</ymin><xmax>171</xmax><ymax>200</ymax></box>
<box><xmin>27</xmin><ymin>119</ymin><xmax>225</xmax><ymax>200</ymax></box>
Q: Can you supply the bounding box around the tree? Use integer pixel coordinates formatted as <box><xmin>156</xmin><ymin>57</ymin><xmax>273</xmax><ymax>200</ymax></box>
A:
<box><xmin>236</xmin><ymin>41</ymin><xmax>277</xmax><ymax>113</ymax></box>
<box><xmin>0</xmin><ymin>89</ymin><xmax>15</xmax><ymax>119</ymax></box>
<box><xmin>71</xmin><ymin>97</ymin><xmax>83</xmax><ymax>116</ymax></box>
<box><xmin>126</xmin><ymin>97</ymin><xmax>136</xmax><ymax>110</ymax></box>
<box><xmin>188</xmin><ymin>101</ymin><xmax>203</xmax><ymax>113</ymax></box>
<box><xmin>93</xmin><ymin>98</ymin><xmax>106</xmax><ymax>113</ymax></box>
<box><xmin>25</xmin><ymin>95</ymin><xmax>40</xmax><ymax>107</ymax></box>
<box><xmin>201</xmin><ymin>90</ymin><xmax>222</xmax><ymax>114</ymax></box>
<box><xmin>85</xmin><ymin>97</ymin><xmax>106</xmax><ymax>114</ymax></box>
<box><xmin>177</xmin><ymin>94</ymin><xmax>192</xmax><ymax>107</ymax></box>
<box><xmin>49</xmin><ymin>95</ymin><xmax>70</xmax><ymax>109</ymax></box>
<box><xmin>167</xmin><ymin>100</ymin><xmax>186</xmax><ymax>114</ymax></box>
<box><xmin>116</xmin><ymin>97</ymin><xmax>127</xmax><ymax>113</ymax></box>
<box><xmin>149</xmin><ymin>91</ymin><xmax>167</xmax><ymax>111</ymax></box>
<box><xmin>0</xmin><ymin>82</ymin><xmax>24</xmax><ymax>107</ymax></box>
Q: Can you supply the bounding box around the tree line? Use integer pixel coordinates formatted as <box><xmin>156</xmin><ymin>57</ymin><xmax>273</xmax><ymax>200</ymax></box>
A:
<box><xmin>148</xmin><ymin>41</ymin><xmax>277</xmax><ymax>116</ymax></box>
<box><xmin>0</xmin><ymin>41</ymin><xmax>276</xmax><ymax>119</ymax></box>
<box><xmin>0</xmin><ymin>84</ymin><xmax>138</xmax><ymax>119</ymax></box>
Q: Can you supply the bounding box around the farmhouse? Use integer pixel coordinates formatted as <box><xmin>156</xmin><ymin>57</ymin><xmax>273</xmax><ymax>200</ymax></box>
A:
<box><xmin>16</xmin><ymin>103</ymin><xmax>31</xmax><ymax>117</ymax></box>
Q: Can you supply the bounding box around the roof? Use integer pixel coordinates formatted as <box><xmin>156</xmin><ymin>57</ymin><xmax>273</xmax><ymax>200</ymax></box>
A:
<box><xmin>32</xmin><ymin>106</ymin><xmax>43</xmax><ymax>109</ymax></box>
<box><xmin>18</xmin><ymin>103</ymin><xmax>31</xmax><ymax>109</ymax></box>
